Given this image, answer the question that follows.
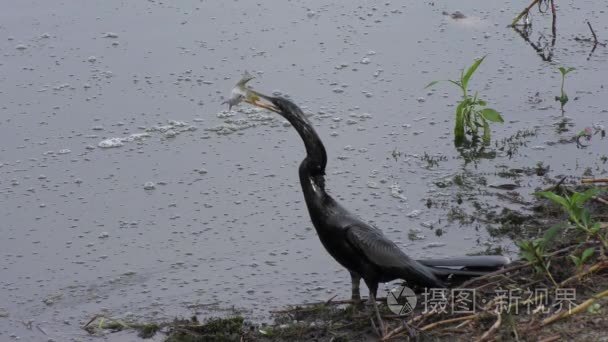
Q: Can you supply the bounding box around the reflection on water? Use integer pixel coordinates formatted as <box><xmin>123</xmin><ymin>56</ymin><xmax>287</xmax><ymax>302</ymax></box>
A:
<box><xmin>511</xmin><ymin>0</ymin><xmax>557</xmax><ymax>62</ymax></box>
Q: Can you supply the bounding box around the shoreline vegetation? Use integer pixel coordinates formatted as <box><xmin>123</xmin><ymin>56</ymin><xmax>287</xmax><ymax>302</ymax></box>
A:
<box><xmin>83</xmin><ymin>179</ymin><xmax>608</xmax><ymax>341</ymax></box>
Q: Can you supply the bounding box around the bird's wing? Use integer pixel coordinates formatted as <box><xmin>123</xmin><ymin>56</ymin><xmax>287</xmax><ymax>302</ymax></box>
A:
<box><xmin>345</xmin><ymin>224</ymin><xmax>442</xmax><ymax>287</ymax></box>
<box><xmin>345</xmin><ymin>224</ymin><xmax>412</xmax><ymax>267</ymax></box>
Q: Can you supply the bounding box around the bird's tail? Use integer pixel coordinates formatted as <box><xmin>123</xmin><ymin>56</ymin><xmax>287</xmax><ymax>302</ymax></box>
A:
<box><xmin>418</xmin><ymin>255</ymin><xmax>510</xmax><ymax>270</ymax></box>
<box><xmin>418</xmin><ymin>255</ymin><xmax>510</xmax><ymax>284</ymax></box>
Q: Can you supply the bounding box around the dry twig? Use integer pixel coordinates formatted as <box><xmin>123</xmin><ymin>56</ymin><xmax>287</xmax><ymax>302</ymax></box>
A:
<box><xmin>541</xmin><ymin>289</ymin><xmax>608</xmax><ymax>326</ymax></box>
<box><xmin>582</xmin><ymin>178</ymin><xmax>608</xmax><ymax>184</ymax></box>
<box><xmin>475</xmin><ymin>313</ymin><xmax>502</xmax><ymax>342</ymax></box>
<box><xmin>420</xmin><ymin>314</ymin><xmax>478</xmax><ymax>332</ymax></box>
<box><xmin>511</xmin><ymin>0</ymin><xmax>542</xmax><ymax>26</ymax></box>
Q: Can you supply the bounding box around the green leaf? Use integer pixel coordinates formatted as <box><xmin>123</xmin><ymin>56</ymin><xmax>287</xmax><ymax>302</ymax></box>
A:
<box><xmin>541</xmin><ymin>225</ymin><xmax>562</xmax><ymax>247</ymax></box>
<box><xmin>558</xmin><ymin>67</ymin><xmax>576</xmax><ymax>76</ymax></box>
<box><xmin>425</xmin><ymin>80</ymin><xmax>440</xmax><ymax>89</ymax></box>
<box><xmin>482</xmin><ymin>120</ymin><xmax>491</xmax><ymax>145</ymax></box>
<box><xmin>581</xmin><ymin>210</ymin><xmax>591</xmax><ymax>227</ymax></box>
<box><xmin>480</xmin><ymin>108</ymin><xmax>504</xmax><ymax>123</ymax></box>
<box><xmin>569</xmin><ymin>255</ymin><xmax>580</xmax><ymax>266</ymax></box>
<box><xmin>520</xmin><ymin>250</ymin><xmax>536</xmax><ymax>263</ymax></box>
<box><xmin>587</xmin><ymin>303</ymin><xmax>601</xmax><ymax>314</ymax></box>
<box><xmin>462</xmin><ymin>56</ymin><xmax>486</xmax><ymax>91</ymax></box>
<box><xmin>581</xmin><ymin>247</ymin><xmax>595</xmax><ymax>262</ymax></box>
<box><xmin>454</xmin><ymin>102</ymin><xmax>466</xmax><ymax>146</ymax></box>
<box><xmin>571</xmin><ymin>188</ymin><xmax>601</xmax><ymax>207</ymax></box>
<box><xmin>536</xmin><ymin>191</ymin><xmax>570</xmax><ymax>210</ymax></box>
<box><xmin>447</xmin><ymin>79</ymin><xmax>463</xmax><ymax>92</ymax></box>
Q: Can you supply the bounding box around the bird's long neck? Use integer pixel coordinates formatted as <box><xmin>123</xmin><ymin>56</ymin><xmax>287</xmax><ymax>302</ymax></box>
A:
<box><xmin>272</xmin><ymin>98</ymin><xmax>329</xmax><ymax>210</ymax></box>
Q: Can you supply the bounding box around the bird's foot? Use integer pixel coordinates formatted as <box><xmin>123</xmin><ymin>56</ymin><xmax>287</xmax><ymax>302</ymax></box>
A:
<box><xmin>367</xmin><ymin>296</ymin><xmax>386</xmax><ymax>338</ymax></box>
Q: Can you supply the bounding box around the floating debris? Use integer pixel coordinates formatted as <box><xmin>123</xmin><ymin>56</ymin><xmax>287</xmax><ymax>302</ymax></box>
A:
<box><xmin>98</xmin><ymin>133</ymin><xmax>150</xmax><ymax>148</ymax></box>
<box><xmin>406</xmin><ymin>210</ymin><xmax>422</xmax><ymax>218</ymax></box>
<box><xmin>389</xmin><ymin>183</ymin><xmax>407</xmax><ymax>201</ymax></box>
<box><xmin>143</xmin><ymin>182</ymin><xmax>156</xmax><ymax>190</ymax></box>
<box><xmin>98</xmin><ymin>137</ymin><xmax>124</xmax><ymax>148</ymax></box>
<box><xmin>408</xmin><ymin>229</ymin><xmax>426</xmax><ymax>241</ymax></box>
<box><xmin>42</xmin><ymin>293</ymin><xmax>63</xmax><ymax>306</ymax></box>
<box><xmin>424</xmin><ymin>242</ymin><xmax>447</xmax><ymax>249</ymax></box>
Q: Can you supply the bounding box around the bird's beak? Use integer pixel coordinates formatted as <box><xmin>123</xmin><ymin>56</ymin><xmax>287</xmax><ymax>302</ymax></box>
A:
<box><xmin>243</xmin><ymin>89</ymin><xmax>281</xmax><ymax>114</ymax></box>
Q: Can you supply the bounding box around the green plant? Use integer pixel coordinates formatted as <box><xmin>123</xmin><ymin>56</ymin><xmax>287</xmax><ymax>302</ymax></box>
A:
<box><xmin>426</xmin><ymin>56</ymin><xmax>504</xmax><ymax>147</ymax></box>
<box><xmin>518</xmin><ymin>224</ymin><xmax>562</xmax><ymax>286</ymax></box>
<box><xmin>555</xmin><ymin>67</ymin><xmax>575</xmax><ymax>113</ymax></box>
<box><xmin>570</xmin><ymin>247</ymin><xmax>595</xmax><ymax>270</ymax></box>
<box><xmin>537</xmin><ymin>188</ymin><xmax>607</xmax><ymax>251</ymax></box>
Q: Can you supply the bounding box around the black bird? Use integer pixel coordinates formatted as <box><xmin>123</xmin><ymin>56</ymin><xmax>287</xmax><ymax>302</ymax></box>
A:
<box><xmin>226</xmin><ymin>77</ymin><xmax>509</xmax><ymax>306</ymax></box>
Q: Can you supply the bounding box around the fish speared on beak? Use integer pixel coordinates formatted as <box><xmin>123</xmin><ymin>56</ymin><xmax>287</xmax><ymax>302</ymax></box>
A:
<box><xmin>224</xmin><ymin>73</ymin><xmax>280</xmax><ymax>113</ymax></box>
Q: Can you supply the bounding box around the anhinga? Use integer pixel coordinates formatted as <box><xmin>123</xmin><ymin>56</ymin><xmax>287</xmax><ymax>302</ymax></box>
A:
<box><xmin>225</xmin><ymin>75</ymin><xmax>509</xmax><ymax>316</ymax></box>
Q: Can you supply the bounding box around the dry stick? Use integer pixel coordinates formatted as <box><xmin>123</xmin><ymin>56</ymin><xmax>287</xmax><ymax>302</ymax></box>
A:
<box><xmin>83</xmin><ymin>314</ymin><xmax>100</xmax><ymax>329</ymax></box>
<box><xmin>383</xmin><ymin>314</ymin><xmax>430</xmax><ymax>341</ymax></box>
<box><xmin>36</xmin><ymin>325</ymin><xmax>48</xmax><ymax>336</ymax></box>
<box><xmin>511</xmin><ymin>0</ymin><xmax>542</xmax><ymax>26</ymax></box>
<box><xmin>563</xmin><ymin>260</ymin><xmax>608</xmax><ymax>285</ymax></box>
<box><xmin>461</xmin><ymin>243</ymin><xmax>580</xmax><ymax>289</ymax></box>
<box><xmin>324</xmin><ymin>294</ymin><xmax>338</xmax><ymax>305</ymax></box>
<box><xmin>486</xmin><ymin>258</ymin><xmax>605</xmax><ymax>313</ymax></box>
<box><xmin>539</xmin><ymin>335</ymin><xmax>562</xmax><ymax>342</ymax></box>
<box><xmin>541</xmin><ymin>289</ymin><xmax>608</xmax><ymax>326</ymax></box>
<box><xmin>593</xmin><ymin>197</ymin><xmax>608</xmax><ymax>205</ymax></box>
<box><xmin>419</xmin><ymin>314</ymin><xmax>478</xmax><ymax>332</ymax></box>
<box><xmin>382</xmin><ymin>244</ymin><xmax>592</xmax><ymax>341</ymax></box>
<box><xmin>587</xmin><ymin>21</ymin><xmax>598</xmax><ymax>44</ymax></box>
<box><xmin>454</xmin><ymin>319</ymin><xmax>472</xmax><ymax>329</ymax></box>
<box><xmin>400</xmin><ymin>245</ymin><xmax>581</xmax><ymax>338</ymax></box>
<box><xmin>417</xmin><ymin>247</ymin><xmax>605</xmax><ymax>340</ymax></box>
<box><xmin>541</xmin><ymin>176</ymin><xmax>568</xmax><ymax>193</ymax></box>
<box><xmin>370</xmin><ymin>318</ymin><xmax>380</xmax><ymax>337</ymax></box>
<box><xmin>382</xmin><ymin>324</ymin><xmax>405</xmax><ymax>341</ymax></box>
<box><xmin>475</xmin><ymin>313</ymin><xmax>502</xmax><ymax>342</ymax></box>
<box><xmin>459</xmin><ymin>262</ymin><xmax>530</xmax><ymax>289</ymax></box>
<box><xmin>581</xmin><ymin>178</ymin><xmax>608</xmax><ymax>184</ymax></box>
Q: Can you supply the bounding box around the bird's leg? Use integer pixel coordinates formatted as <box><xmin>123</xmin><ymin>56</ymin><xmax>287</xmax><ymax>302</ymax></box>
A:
<box><xmin>350</xmin><ymin>272</ymin><xmax>361</xmax><ymax>302</ymax></box>
<box><xmin>401</xmin><ymin>319</ymin><xmax>417</xmax><ymax>339</ymax></box>
<box><xmin>365</xmin><ymin>281</ymin><xmax>386</xmax><ymax>337</ymax></box>
<box><xmin>370</xmin><ymin>293</ymin><xmax>386</xmax><ymax>337</ymax></box>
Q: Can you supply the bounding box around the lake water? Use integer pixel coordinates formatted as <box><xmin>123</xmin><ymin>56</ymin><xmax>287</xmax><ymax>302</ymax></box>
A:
<box><xmin>1</xmin><ymin>0</ymin><xmax>606</xmax><ymax>340</ymax></box>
